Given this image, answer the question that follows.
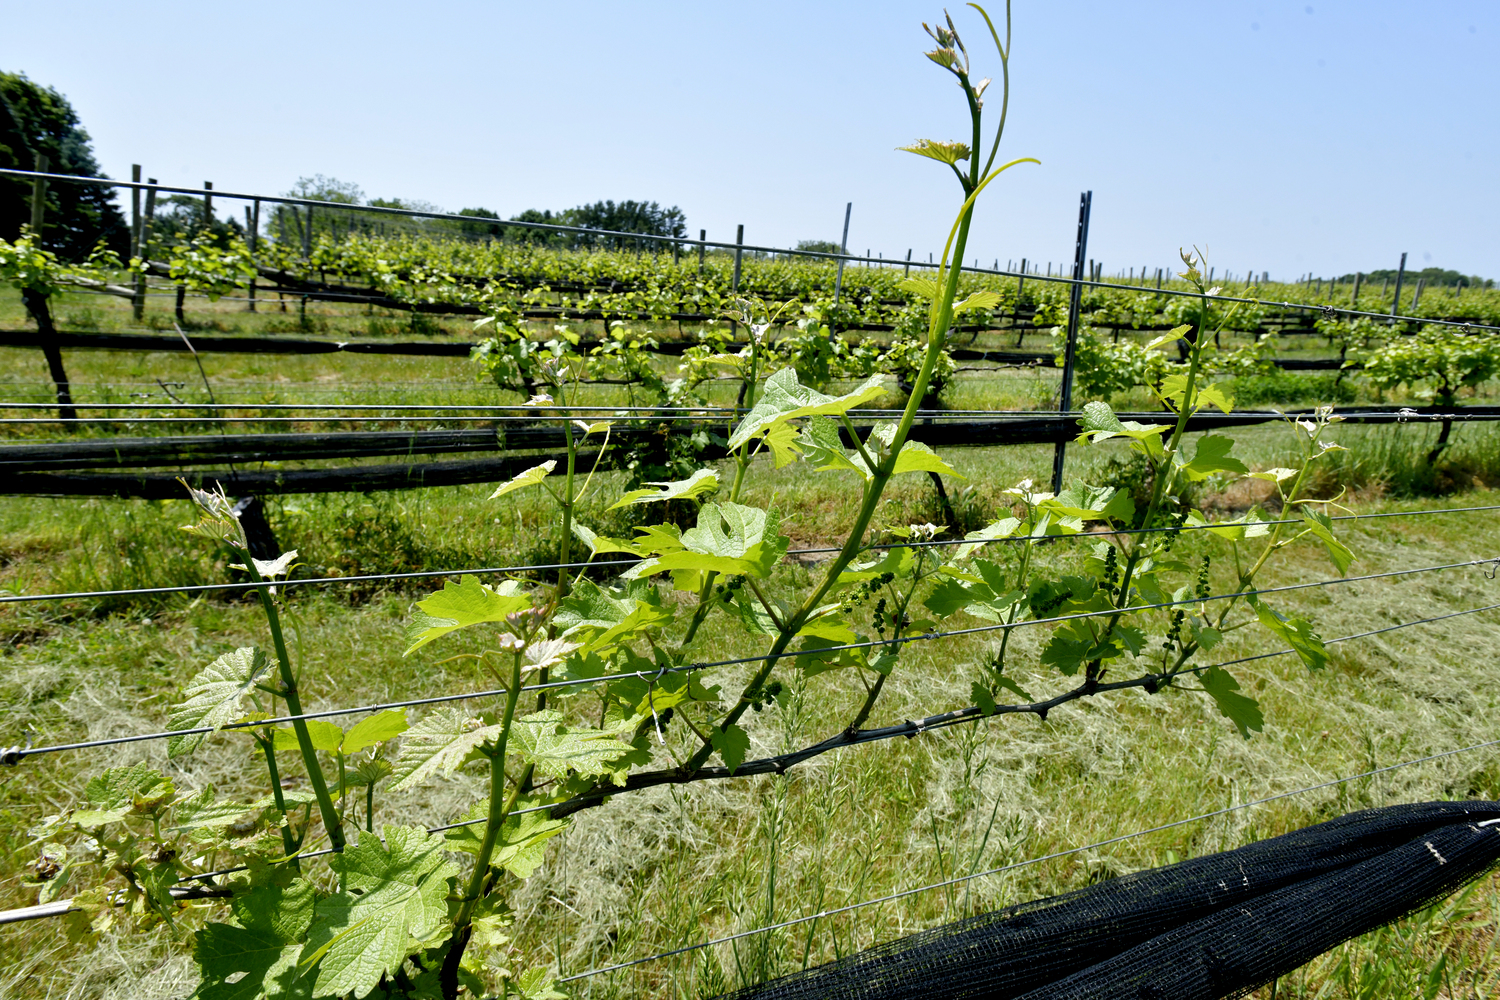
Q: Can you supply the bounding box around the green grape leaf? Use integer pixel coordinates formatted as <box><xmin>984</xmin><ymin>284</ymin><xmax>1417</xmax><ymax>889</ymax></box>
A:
<box><xmin>509</xmin><ymin>710</ymin><xmax>630</xmax><ymax>779</ymax></box>
<box><xmin>838</xmin><ymin>546</ymin><xmax>916</xmax><ymax>584</ymax></box>
<box><xmin>1076</xmin><ymin>401</ymin><xmax>1169</xmax><ymax>445</ymax></box>
<box><xmin>1246</xmin><ymin>467</ymin><xmax>1299</xmax><ymax>484</ymax></box>
<box><xmin>572</xmin><ymin>522</ymin><xmax>647</xmax><ymax>558</ymax></box>
<box><xmin>953</xmin><ymin>290</ymin><xmax>1002</xmax><ymax>313</ymax></box>
<box><xmin>303</xmin><ymin>827</ymin><xmax>459</xmax><ymax>999</ymax></box>
<box><xmin>763</xmin><ymin>421</ymin><xmax>803</xmax><ymax>467</ymax></box>
<box><xmin>895</xmin><ymin>139</ymin><xmax>971</xmax><ymax>166</ymax></box>
<box><xmin>922</xmin><ymin>559</ymin><xmax>1022</xmax><ymax>623</ymax></box>
<box><xmin>891</xmin><ymin>440</ymin><xmax>964</xmax><ymax>478</ymax></box>
<box><xmin>728</xmin><ymin>368</ymin><xmax>889</xmax><ymax>450</ymax></box>
<box><xmin>444</xmin><ymin>801</ymin><xmax>569</xmax><ymax>879</ymax></box>
<box><xmin>168</xmin><ymin>647</ymin><xmax>269</xmax><ymax>758</ymax></box>
<box><xmin>1144</xmin><ymin>324</ymin><xmax>1194</xmax><ymax>351</ymax></box>
<box><xmin>950</xmin><ymin>516</ymin><xmax>1023</xmax><ymax>560</ymax></box>
<box><xmin>192</xmin><ymin>928</ymin><xmax>307</xmax><ymax>1000</ymax></box>
<box><xmin>1202</xmin><ymin>510</ymin><xmax>1272</xmax><ymax>540</ymax></box>
<box><xmin>971</xmin><ymin>682</ymin><xmax>998</xmax><ymax>716</ymax></box>
<box><xmin>1044</xmin><ymin>484</ymin><xmax>1135</xmax><ymax>525</ymax></box>
<box><xmin>1197</xmin><ymin>383</ymin><xmax>1235</xmax><ymax>414</ymax></box>
<box><xmin>271</xmin><ymin>720</ymin><xmax>344</xmax><ymax>754</ymax></box>
<box><xmin>795</xmin><ymin>633</ymin><xmax>869</xmax><ymax>676</ymax></box>
<box><xmin>1301</xmin><ymin>508</ymin><xmax>1355</xmax><ymax>576</ymax></box>
<box><xmin>898</xmin><ymin>276</ymin><xmax>942</xmax><ymax>298</ymax></box>
<box><xmin>168</xmin><ymin>787</ymin><xmax>257</xmax><ymax>834</ymax></box>
<box><xmin>1039</xmin><ymin>632</ymin><xmax>1095</xmax><ymax>676</ymax></box>
<box><xmin>1190</xmin><ymin>621</ymin><xmax>1223</xmax><ymax>651</ymax></box>
<box><xmin>387</xmin><ymin>708</ymin><xmax>502</xmax><ymax>790</ymax></box>
<box><xmin>1200</xmin><ymin>666</ymin><xmax>1264</xmax><ymax>739</ymax></box>
<box><xmin>555</xmin><ymin>578</ymin><xmax>673</xmax><ymax>649</ymax></box>
<box><xmin>798</xmin><ymin>417</ymin><xmax>865</xmax><ymax>476</ymax></box>
<box><xmin>608</xmin><ymin>468</ymin><xmax>719</xmax><ymax>510</ymax></box>
<box><xmin>710</xmin><ymin>724</ymin><xmax>751</xmax><ymax>774</ymax></box>
<box><xmin>342</xmin><ymin>710</ymin><xmax>409</xmax><ymax>755</ymax></box>
<box><xmin>995</xmin><ymin>674</ymin><xmax>1035</xmax><ymax>703</ymax></box>
<box><xmin>1157</xmin><ymin>373</ymin><xmax>1234</xmax><ymax>414</ymax></box>
<box><xmin>192</xmin><ymin>871</ymin><xmax>315</xmax><ymax>998</ymax></box>
<box><xmin>1176</xmin><ymin>434</ymin><xmax>1248</xmax><ymax>481</ymax></box>
<box><xmin>489</xmin><ymin>460</ymin><xmax>556</xmax><ymax>500</ymax></box>
<box><xmin>648</xmin><ymin>503</ymin><xmax>788</xmax><ymax>580</ymax></box>
<box><xmin>1252</xmin><ymin>600</ymin><xmax>1329</xmax><ymax>671</ymax></box>
<box><xmin>76</xmin><ymin>764</ymin><xmax>175</xmax><ymax>825</ymax></box>
<box><xmin>516</xmin><ymin>967</ymin><xmax>569</xmax><ymax>1000</ymax></box>
<box><xmin>404</xmin><ymin>576</ymin><xmax>531</xmax><ymax>655</ymax></box>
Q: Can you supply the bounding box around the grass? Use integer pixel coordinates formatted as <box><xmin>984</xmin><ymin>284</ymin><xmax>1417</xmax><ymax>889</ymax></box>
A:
<box><xmin>5</xmin><ymin>285</ymin><xmax>1500</xmax><ymax>997</ymax></box>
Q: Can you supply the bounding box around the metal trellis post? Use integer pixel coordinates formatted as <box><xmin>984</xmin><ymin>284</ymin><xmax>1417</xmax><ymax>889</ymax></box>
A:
<box><xmin>732</xmin><ymin>224</ymin><xmax>744</xmax><ymax>293</ymax></box>
<box><xmin>28</xmin><ymin>154</ymin><xmax>47</xmax><ymax>234</ymax></box>
<box><xmin>1051</xmin><ymin>190</ymin><xmax>1093</xmax><ymax>495</ymax></box>
<box><xmin>1390</xmin><ymin>252</ymin><xmax>1407</xmax><ymax>323</ymax></box>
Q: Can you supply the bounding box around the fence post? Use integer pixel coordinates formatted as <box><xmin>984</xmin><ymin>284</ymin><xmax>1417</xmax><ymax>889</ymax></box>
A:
<box><xmin>698</xmin><ymin>228</ymin><xmax>706</xmax><ymax>274</ymax></box>
<box><xmin>1051</xmin><ymin>190</ymin><xmax>1093</xmax><ymax>495</ymax></box>
<box><xmin>1411</xmin><ymin>277</ymin><xmax>1424</xmax><ymax>312</ymax></box>
<box><xmin>732</xmin><ymin>224</ymin><xmax>744</xmax><ymax>293</ymax></box>
<box><xmin>1350</xmin><ymin>272</ymin><xmax>1362</xmax><ymax>307</ymax></box>
<box><xmin>203</xmin><ymin>181</ymin><xmax>213</xmax><ymax>230</ymax></box>
<box><xmin>833</xmin><ymin>201</ymin><xmax>852</xmax><ymax>307</ymax></box>
<box><xmin>302</xmin><ymin>206</ymin><xmax>313</xmax><ymax>258</ymax></box>
<box><xmin>905</xmin><ymin>249</ymin><xmax>912</xmax><ymax>277</ymax></box>
<box><xmin>29</xmin><ymin>153</ymin><xmax>48</xmax><ymax>235</ymax></box>
<box><xmin>247</xmin><ymin>200</ymin><xmax>261</xmax><ymax>312</ymax></box>
<box><xmin>131</xmin><ymin>165</ymin><xmax>145</xmax><ymax>320</ymax></box>
<box><xmin>1389</xmin><ymin>252</ymin><xmax>1407</xmax><ymax>323</ymax></box>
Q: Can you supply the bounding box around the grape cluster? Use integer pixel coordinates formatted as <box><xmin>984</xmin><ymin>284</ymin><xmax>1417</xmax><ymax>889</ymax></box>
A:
<box><xmin>1100</xmin><ymin>545</ymin><xmax>1121</xmax><ymax>598</ymax></box>
<box><xmin>745</xmin><ymin>680</ymin><xmax>785</xmax><ymax>713</ymax></box>
<box><xmin>839</xmin><ymin>572</ymin><xmax>896</xmax><ymax>615</ymax></box>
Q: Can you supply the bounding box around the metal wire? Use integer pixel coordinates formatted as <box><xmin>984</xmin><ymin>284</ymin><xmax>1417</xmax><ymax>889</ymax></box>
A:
<box><xmin>3</xmin><ymin>504</ymin><xmax>1496</xmax><ymax>605</ymax></box>
<box><xmin>8</xmin><ymin>556</ymin><xmax>1492</xmax><ymax>763</ymax></box>
<box><xmin>556</xmin><ymin>732</ymin><xmax>1500</xmax><ymax>984</ymax></box>
<box><xmin>0</xmin><ymin>558</ymin><xmax>639</xmax><ymax>605</ymax></box>
<box><xmin>3</xmin><ymin>167</ymin><xmax>1492</xmax><ymax>332</ymax></box>
<box><xmin>125</xmin><ymin>598</ymin><xmax>1500</xmax><ymax>891</ymax></box>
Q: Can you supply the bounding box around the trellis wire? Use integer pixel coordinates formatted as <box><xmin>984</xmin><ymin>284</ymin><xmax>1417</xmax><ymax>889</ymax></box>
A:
<box><xmin>7</xmin><ymin>556</ymin><xmax>1494</xmax><ymax>763</ymax></box>
<box><xmin>3</xmin><ymin>166</ymin><xmax>1494</xmax><ymax>334</ymax></box>
<box><xmin>8</xmin><ymin>597</ymin><xmax>1494</xmax><ymax>914</ymax></box>
<box><xmin>3</xmin><ymin>504</ymin><xmax>1497</xmax><ymax>606</ymax></box>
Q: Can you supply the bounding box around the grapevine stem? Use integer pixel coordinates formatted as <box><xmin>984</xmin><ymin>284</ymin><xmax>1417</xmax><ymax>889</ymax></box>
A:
<box><xmin>685</xmin><ymin>201</ymin><xmax>983</xmax><ymax>774</ymax></box>
<box><xmin>442</xmin><ymin>652</ymin><xmax>524</xmax><ymax>999</ymax></box>
<box><xmin>244</xmin><ymin>557</ymin><xmax>344</xmax><ymax>855</ymax></box>
<box><xmin>254</xmin><ymin>731</ymin><xmax>300</xmax><ymax>864</ymax></box>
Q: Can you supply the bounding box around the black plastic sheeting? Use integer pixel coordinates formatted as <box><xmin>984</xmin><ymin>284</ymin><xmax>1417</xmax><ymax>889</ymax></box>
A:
<box><xmin>714</xmin><ymin>800</ymin><xmax>1500</xmax><ymax>1000</ymax></box>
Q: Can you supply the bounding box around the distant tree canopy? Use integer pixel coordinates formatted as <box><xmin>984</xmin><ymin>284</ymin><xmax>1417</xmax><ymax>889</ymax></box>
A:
<box><xmin>796</xmin><ymin>239</ymin><xmax>844</xmax><ymax>255</ymax></box>
<box><xmin>505</xmin><ymin>200</ymin><xmax>688</xmax><ymax>249</ymax></box>
<box><xmin>251</xmin><ymin>178</ymin><xmax>687</xmax><ymax>250</ymax></box>
<box><xmin>1338</xmin><ymin>266</ymin><xmax>1492</xmax><ymax>289</ymax></box>
<box><xmin>0</xmin><ymin>71</ymin><xmax>128</xmax><ymax>259</ymax></box>
<box><xmin>456</xmin><ymin>207</ymin><xmax>501</xmax><ymax>237</ymax></box>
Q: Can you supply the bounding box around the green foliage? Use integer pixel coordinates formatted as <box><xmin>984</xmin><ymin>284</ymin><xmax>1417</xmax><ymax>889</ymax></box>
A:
<box><xmin>1053</xmin><ymin>326</ymin><xmax>1170</xmax><ymax>401</ymax></box>
<box><xmin>304</xmin><ymin>827</ymin><xmax>460</xmax><ymax>997</ymax></box>
<box><xmin>0</xmin><ymin>71</ymin><xmax>128</xmax><ymax>257</ymax></box>
<box><xmin>49</xmin><ymin>16</ymin><xmax>1365</xmax><ymax>1000</ymax></box>
<box><xmin>167</xmin><ymin>647</ymin><xmax>269</xmax><ymax>757</ymax></box>
<box><xmin>1362</xmin><ymin>325</ymin><xmax>1500</xmax><ymax>406</ymax></box>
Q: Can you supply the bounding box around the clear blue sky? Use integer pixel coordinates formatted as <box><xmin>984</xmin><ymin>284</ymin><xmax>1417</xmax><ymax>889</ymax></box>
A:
<box><xmin>4</xmin><ymin>1</ymin><xmax>1495</xmax><ymax>280</ymax></box>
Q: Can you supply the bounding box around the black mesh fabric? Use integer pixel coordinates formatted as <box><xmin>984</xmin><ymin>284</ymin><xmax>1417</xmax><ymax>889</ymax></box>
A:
<box><xmin>713</xmin><ymin>801</ymin><xmax>1500</xmax><ymax>1000</ymax></box>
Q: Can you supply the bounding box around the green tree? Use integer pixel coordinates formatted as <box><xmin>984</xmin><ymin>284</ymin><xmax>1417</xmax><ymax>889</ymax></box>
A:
<box><xmin>796</xmin><ymin>239</ymin><xmax>843</xmax><ymax>255</ymax></box>
<box><xmin>0</xmin><ymin>71</ymin><xmax>128</xmax><ymax>259</ymax></box>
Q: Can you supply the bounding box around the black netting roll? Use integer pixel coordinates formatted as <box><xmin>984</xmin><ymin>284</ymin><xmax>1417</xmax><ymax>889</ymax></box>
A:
<box><xmin>713</xmin><ymin>801</ymin><xmax>1500</xmax><ymax>1000</ymax></box>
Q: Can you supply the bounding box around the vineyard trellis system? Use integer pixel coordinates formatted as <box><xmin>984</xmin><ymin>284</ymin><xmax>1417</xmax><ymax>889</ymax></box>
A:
<box><xmin>6</xmin><ymin>17</ymin><xmax>1500</xmax><ymax>995</ymax></box>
